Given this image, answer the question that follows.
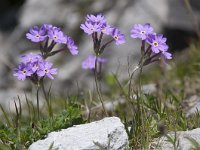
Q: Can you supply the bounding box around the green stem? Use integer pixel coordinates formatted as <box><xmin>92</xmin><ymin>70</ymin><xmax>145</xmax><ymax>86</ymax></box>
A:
<box><xmin>138</xmin><ymin>64</ymin><xmax>143</xmax><ymax>95</ymax></box>
<box><xmin>36</xmin><ymin>86</ymin><xmax>40</xmax><ymax>120</ymax></box>
<box><xmin>41</xmin><ymin>79</ymin><xmax>53</xmax><ymax>117</ymax></box>
<box><xmin>94</xmin><ymin>57</ymin><xmax>108</xmax><ymax>116</ymax></box>
<box><xmin>128</xmin><ymin>64</ymin><xmax>140</xmax><ymax>97</ymax></box>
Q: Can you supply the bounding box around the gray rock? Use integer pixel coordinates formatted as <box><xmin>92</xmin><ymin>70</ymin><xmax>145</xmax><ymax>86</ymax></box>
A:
<box><xmin>142</xmin><ymin>83</ymin><xmax>156</xmax><ymax>94</ymax></box>
<box><xmin>29</xmin><ymin>117</ymin><xmax>129</xmax><ymax>150</ymax></box>
<box><xmin>181</xmin><ymin>95</ymin><xmax>200</xmax><ymax>117</ymax></box>
<box><xmin>151</xmin><ymin>128</ymin><xmax>200</xmax><ymax>150</ymax></box>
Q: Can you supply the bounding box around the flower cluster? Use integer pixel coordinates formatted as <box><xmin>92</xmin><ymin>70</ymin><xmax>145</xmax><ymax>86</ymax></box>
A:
<box><xmin>26</xmin><ymin>24</ymin><xmax>78</xmax><ymax>57</ymax></box>
<box><xmin>130</xmin><ymin>23</ymin><xmax>172</xmax><ymax>64</ymax></box>
<box><xmin>14</xmin><ymin>53</ymin><xmax>57</xmax><ymax>82</ymax></box>
<box><xmin>14</xmin><ymin>24</ymin><xmax>78</xmax><ymax>82</ymax></box>
<box><xmin>80</xmin><ymin>14</ymin><xmax>125</xmax><ymax>46</ymax></box>
<box><xmin>80</xmin><ymin>14</ymin><xmax>125</xmax><ymax>70</ymax></box>
<box><xmin>13</xmin><ymin>15</ymin><xmax>172</xmax><ymax>83</ymax></box>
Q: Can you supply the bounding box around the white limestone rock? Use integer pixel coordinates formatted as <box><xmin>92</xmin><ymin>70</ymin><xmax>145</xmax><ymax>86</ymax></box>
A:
<box><xmin>29</xmin><ymin>117</ymin><xmax>129</xmax><ymax>150</ymax></box>
<box><xmin>151</xmin><ymin>128</ymin><xmax>200</xmax><ymax>150</ymax></box>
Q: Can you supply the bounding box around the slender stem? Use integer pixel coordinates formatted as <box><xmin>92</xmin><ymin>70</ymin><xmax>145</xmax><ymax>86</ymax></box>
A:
<box><xmin>149</xmin><ymin>53</ymin><xmax>160</xmax><ymax>60</ymax></box>
<box><xmin>149</xmin><ymin>58</ymin><xmax>159</xmax><ymax>64</ymax></box>
<box><xmin>128</xmin><ymin>64</ymin><xmax>140</xmax><ymax>97</ymax></box>
<box><xmin>48</xmin><ymin>48</ymin><xmax>65</xmax><ymax>57</ymax></box>
<box><xmin>138</xmin><ymin>64</ymin><xmax>143</xmax><ymax>95</ymax></box>
<box><xmin>95</xmin><ymin>32</ymin><xmax>98</xmax><ymax>42</ymax></box>
<box><xmin>99</xmin><ymin>32</ymin><xmax>104</xmax><ymax>44</ymax></box>
<box><xmin>98</xmin><ymin>39</ymin><xmax>114</xmax><ymax>55</ymax></box>
<box><xmin>94</xmin><ymin>57</ymin><xmax>108</xmax><ymax>116</ymax></box>
<box><xmin>92</xmin><ymin>33</ymin><xmax>95</xmax><ymax>46</ymax></box>
<box><xmin>39</xmin><ymin>42</ymin><xmax>44</xmax><ymax>56</ymax></box>
<box><xmin>47</xmin><ymin>41</ymin><xmax>56</xmax><ymax>52</ymax></box>
<box><xmin>44</xmin><ymin>37</ymin><xmax>49</xmax><ymax>51</ymax></box>
<box><xmin>36</xmin><ymin>85</ymin><xmax>40</xmax><ymax>120</ymax></box>
<box><xmin>41</xmin><ymin>79</ymin><xmax>53</xmax><ymax>117</ymax></box>
<box><xmin>100</xmin><ymin>39</ymin><xmax>114</xmax><ymax>52</ymax></box>
<box><xmin>141</xmin><ymin>40</ymin><xmax>145</xmax><ymax>55</ymax></box>
<box><xmin>144</xmin><ymin>45</ymin><xmax>152</xmax><ymax>57</ymax></box>
<box><xmin>92</xmin><ymin>33</ymin><xmax>96</xmax><ymax>45</ymax></box>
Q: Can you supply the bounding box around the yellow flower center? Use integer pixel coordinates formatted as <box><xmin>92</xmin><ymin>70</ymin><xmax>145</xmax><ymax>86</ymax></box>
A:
<box><xmin>22</xmin><ymin>70</ymin><xmax>26</xmax><ymax>74</ymax></box>
<box><xmin>44</xmin><ymin>69</ymin><xmax>48</xmax><ymax>73</ymax></box>
<box><xmin>35</xmin><ymin>35</ymin><xmax>40</xmax><ymax>38</ymax></box>
<box><xmin>54</xmin><ymin>36</ymin><xmax>57</xmax><ymax>39</ymax></box>
<box><xmin>153</xmin><ymin>42</ymin><xmax>158</xmax><ymax>47</ymax></box>
<box><xmin>140</xmin><ymin>31</ymin><xmax>145</xmax><ymax>34</ymax></box>
<box><xmin>114</xmin><ymin>36</ymin><xmax>118</xmax><ymax>40</ymax></box>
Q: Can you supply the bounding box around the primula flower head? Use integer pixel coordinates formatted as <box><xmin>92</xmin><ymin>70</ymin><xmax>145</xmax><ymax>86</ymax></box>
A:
<box><xmin>111</xmin><ymin>28</ymin><xmax>125</xmax><ymax>45</ymax></box>
<box><xmin>21</xmin><ymin>53</ymin><xmax>42</xmax><ymax>63</ymax></box>
<box><xmin>131</xmin><ymin>23</ymin><xmax>154</xmax><ymax>40</ymax></box>
<box><xmin>14</xmin><ymin>53</ymin><xmax>57</xmax><ymax>81</ymax></box>
<box><xmin>26</xmin><ymin>24</ymin><xmax>78</xmax><ymax>58</ymax></box>
<box><xmin>37</xmin><ymin>61</ymin><xmax>57</xmax><ymax>80</ymax></box>
<box><xmin>130</xmin><ymin>23</ymin><xmax>172</xmax><ymax>65</ymax></box>
<box><xmin>80</xmin><ymin>22</ymin><xmax>101</xmax><ymax>35</ymax></box>
<box><xmin>86</xmin><ymin>14</ymin><xmax>106</xmax><ymax>25</ymax></box>
<box><xmin>101</xmin><ymin>24</ymin><xmax>113</xmax><ymax>35</ymax></box>
<box><xmin>80</xmin><ymin>14</ymin><xmax>106</xmax><ymax>35</ymax></box>
<box><xmin>48</xmin><ymin>27</ymin><xmax>66</xmax><ymax>44</ymax></box>
<box><xmin>13</xmin><ymin>63</ymin><xmax>32</xmax><ymax>81</ymax></box>
<box><xmin>80</xmin><ymin>13</ymin><xmax>125</xmax><ymax>68</ymax></box>
<box><xmin>26</xmin><ymin>25</ymin><xmax>47</xmax><ymax>42</ymax></box>
<box><xmin>147</xmin><ymin>34</ymin><xmax>167</xmax><ymax>53</ymax></box>
<box><xmin>80</xmin><ymin>14</ymin><xmax>110</xmax><ymax>35</ymax></box>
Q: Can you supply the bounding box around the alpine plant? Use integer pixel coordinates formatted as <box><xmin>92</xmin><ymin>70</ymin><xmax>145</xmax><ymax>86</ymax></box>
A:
<box><xmin>80</xmin><ymin>14</ymin><xmax>125</xmax><ymax>70</ymax></box>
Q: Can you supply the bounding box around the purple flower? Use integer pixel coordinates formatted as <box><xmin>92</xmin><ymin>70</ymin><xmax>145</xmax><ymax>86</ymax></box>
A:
<box><xmin>111</xmin><ymin>28</ymin><xmax>126</xmax><ymax>45</ymax></box>
<box><xmin>80</xmin><ymin>22</ymin><xmax>101</xmax><ymax>35</ymax></box>
<box><xmin>86</xmin><ymin>14</ymin><xmax>106</xmax><ymax>26</ymax></box>
<box><xmin>160</xmin><ymin>45</ymin><xmax>172</xmax><ymax>60</ymax></box>
<box><xmin>80</xmin><ymin>14</ymin><xmax>108</xmax><ymax>35</ymax></box>
<box><xmin>82</xmin><ymin>55</ymin><xmax>96</xmax><ymax>69</ymax></box>
<box><xmin>26</xmin><ymin>26</ymin><xmax>47</xmax><ymax>42</ymax></box>
<box><xmin>30</xmin><ymin>61</ymin><xmax>40</xmax><ymax>72</ymax></box>
<box><xmin>13</xmin><ymin>63</ymin><xmax>33</xmax><ymax>81</ymax></box>
<box><xmin>162</xmin><ymin>51</ymin><xmax>172</xmax><ymax>60</ymax></box>
<box><xmin>37</xmin><ymin>62</ymin><xmax>57</xmax><ymax>79</ymax></box>
<box><xmin>48</xmin><ymin>27</ymin><xmax>66</xmax><ymax>44</ymax></box>
<box><xmin>82</xmin><ymin>55</ymin><xmax>106</xmax><ymax>69</ymax></box>
<box><xmin>66</xmin><ymin>36</ymin><xmax>78</xmax><ymax>55</ymax></box>
<box><xmin>43</xmin><ymin>24</ymin><xmax>53</xmax><ymax>30</ymax></box>
<box><xmin>101</xmin><ymin>24</ymin><xmax>113</xmax><ymax>35</ymax></box>
<box><xmin>147</xmin><ymin>34</ymin><xmax>167</xmax><ymax>53</ymax></box>
<box><xmin>14</xmin><ymin>52</ymin><xmax>58</xmax><ymax>81</ymax></box>
<box><xmin>21</xmin><ymin>53</ymin><xmax>42</xmax><ymax>63</ymax></box>
<box><xmin>130</xmin><ymin>23</ymin><xmax>172</xmax><ymax>64</ymax></box>
<box><xmin>131</xmin><ymin>23</ymin><xmax>154</xmax><ymax>40</ymax></box>
<box><xmin>20</xmin><ymin>53</ymin><xmax>44</xmax><ymax>73</ymax></box>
